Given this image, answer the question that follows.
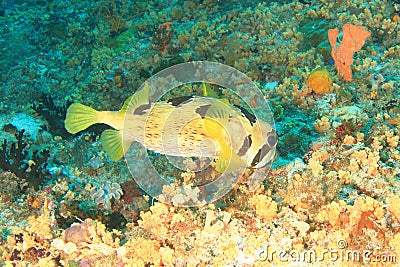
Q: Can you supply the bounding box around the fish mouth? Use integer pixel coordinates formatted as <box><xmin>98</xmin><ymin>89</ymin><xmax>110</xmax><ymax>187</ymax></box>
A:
<box><xmin>250</xmin><ymin>129</ymin><xmax>278</xmax><ymax>168</ymax></box>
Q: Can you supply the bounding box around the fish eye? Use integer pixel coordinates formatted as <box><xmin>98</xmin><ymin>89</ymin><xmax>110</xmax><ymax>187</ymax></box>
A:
<box><xmin>267</xmin><ymin>134</ymin><xmax>277</xmax><ymax>147</ymax></box>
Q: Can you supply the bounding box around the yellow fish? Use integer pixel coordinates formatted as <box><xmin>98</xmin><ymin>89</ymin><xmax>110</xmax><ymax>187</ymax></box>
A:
<box><xmin>64</xmin><ymin>83</ymin><xmax>277</xmax><ymax>173</ymax></box>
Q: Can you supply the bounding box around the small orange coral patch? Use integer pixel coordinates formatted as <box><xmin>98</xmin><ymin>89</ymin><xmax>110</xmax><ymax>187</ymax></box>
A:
<box><xmin>387</xmin><ymin>116</ymin><xmax>400</xmax><ymax>126</ymax></box>
<box><xmin>306</xmin><ymin>69</ymin><xmax>332</xmax><ymax>94</ymax></box>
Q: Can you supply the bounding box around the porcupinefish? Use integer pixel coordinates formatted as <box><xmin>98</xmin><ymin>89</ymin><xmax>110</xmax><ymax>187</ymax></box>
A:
<box><xmin>64</xmin><ymin>83</ymin><xmax>277</xmax><ymax>173</ymax></box>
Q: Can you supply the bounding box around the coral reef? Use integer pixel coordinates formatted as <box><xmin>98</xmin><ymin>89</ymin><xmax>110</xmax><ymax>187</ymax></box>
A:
<box><xmin>150</xmin><ymin>22</ymin><xmax>175</xmax><ymax>56</ymax></box>
<box><xmin>90</xmin><ymin>181</ymin><xmax>124</xmax><ymax>210</ymax></box>
<box><xmin>0</xmin><ymin>0</ymin><xmax>399</xmax><ymax>265</ymax></box>
<box><xmin>0</xmin><ymin>130</ymin><xmax>49</xmax><ymax>190</ymax></box>
<box><xmin>32</xmin><ymin>95</ymin><xmax>72</xmax><ymax>139</ymax></box>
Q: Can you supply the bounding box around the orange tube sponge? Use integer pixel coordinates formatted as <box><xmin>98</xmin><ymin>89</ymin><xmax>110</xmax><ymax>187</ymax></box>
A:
<box><xmin>328</xmin><ymin>24</ymin><xmax>371</xmax><ymax>82</ymax></box>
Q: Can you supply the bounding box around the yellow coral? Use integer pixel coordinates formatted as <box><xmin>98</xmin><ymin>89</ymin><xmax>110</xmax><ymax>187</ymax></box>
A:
<box><xmin>316</xmin><ymin>200</ymin><xmax>347</xmax><ymax>227</ymax></box>
<box><xmin>343</xmin><ymin>135</ymin><xmax>356</xmax><ymax>145</ymax></box>
<box><xmin>138</xmin><ymin>202</ymin><xmax>172</xmax><ymax>239</ymax></box>
<box><xmin>28</xmin><ymin>214</ymin><xmax>52</xmax><ymax>240</ymax></box>
<box><xmin>389</xmin><ymin>233</ymin><xmax>400</xmax><ymax>257</ymax></box>
<box><xmin>203</xmin><ymin>210</ymin><xmax>231</xmax><ymax>234</ymax></box>
<box><xmin>352</xmin><ymin>149</ymin><xmax>368</xmax><ymax>164</ymax></box>
<box><xmin>52</xmin><ymin>239</ymin><xmax>77</xmax><ymax>255</ymax></box>
<box><xmin>37</xmin><ymin>258</ymin><xmax>57</xmax><ymax>267</ymax></box>
<box><xmin>356</xmin><ymin>132</ymin><xmax>364</xmax><ymax>142</ymax></box>
<box><xmin>387</xmin><ymin>134</ymin><xmax>399</xmax><ymax>148</ymax></box>
<box><xmin>160</xmin><ymin>247</ymin><xmax>175</xmax><ymax>265</ymax></box>
<box><xmin>308</xmin><ymin>158</ymin><xmax>323</xmax><ymax>177</ymax></box>
<box><xmin>248</xmin><ymin>194</ymin><xmax>278</xmax><ymax>221</ymax></box>
<box><xmin>222</xmin><ymin>241</ymin><xmax>239</xmax><ymax>260</ymax></box>
<box><xmin>349</xmin><ymin>158</ymin><xmax>359</xmax><ymax>173</ymax></box>
<box><xmin>349</xmin><ymin>196</ymin><xmax>385</xmax><ymax>227</ymax></box>
<box><xmin>371</xmin><ymin>137</ymin><xmax>383</xmax><ymax>150</ymax></box>
<box><xmin>124</xmin><ymin>238</ymin><xmax>161</xmax><ymax>265</ymax></box>
<box><xmin>338</xmin><ymin>170</ymin><xmax>351</xmax><ymax>184</ymax></box>
<box><xmin>314</xmin><ymin>116</ymin><xmax>330</xmax><ymax>134</ymax></box>
<box><xmin>386</xmin><ymin>195</ymin><xmax>400</xmax><ymax>221</ymax></box>
<box><xmin>350</xmin><ymin>148</ymin><xmax>380</xmax><ymax>175</ymax></box>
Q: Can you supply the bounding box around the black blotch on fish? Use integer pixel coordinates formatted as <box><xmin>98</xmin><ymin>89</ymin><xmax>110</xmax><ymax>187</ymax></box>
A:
<box><xmin>134</xmin><ymin>103</ymin><xmax>151</xmax><ymax>115</ymax></box>
<box><xmin>250</xmin><ymin>143</ymin><xmax>269</xmax><ymax>167</ymax></box>
<box><xmin>238</xmin><ymin>135</ymin><xmax>252</xmax><ymax>156</ymax></box>
<box><xmin>234</xmin><ymin>105</ymin><xmax>257</xmax><ymax>125</ymax></box>
<box><xmin>251</xmin><ymin>148</ymin><xmax>262</xmax><ymax>167</ymax></box>
<box><xmin>195</xmin><ymin>104</ymin><xmax>211</xmax><ymax>118</ymax></box>
<box><xmin>168</xmin><ymin>96</ymin><xmax>193</xmax><ymax>107</ymax></box>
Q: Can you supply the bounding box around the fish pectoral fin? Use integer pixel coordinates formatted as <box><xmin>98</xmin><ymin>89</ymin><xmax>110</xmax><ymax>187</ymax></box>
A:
<box><xmin>65</xmin><ymin>103</ymin><xmax>99</xmax><ymax>134</ymax></box>
<box><xmin>120</xmin><ymin>82</ymin><xmax>149</xmax><ymax>114</ymax></box>
<box><xmin>204</xmin><ymin>117</ymin><xmax>243</xmax><ymax>173</ymax></box>
<box><xmin>203</xmin><ymin>101</ymin><xmax>231</xmax><ymax>146</ymax></box>
<box><xmin>205</xmin><ymin>99</ymin><xmax>231</xmax><ymax>124</ymax></box>
<box><xmin>216</xmin><ymin>142</ymin><xmax>244</xmax><ymax>173</ymax></box>
<box><xmin>203</xmin><ymin>117</ymin><xmax>224</xmax><ymax>139</ymax></box>
<box><xmin>101</xmin><ymin>129</ymin><xmax>127</xmax><ymax>161</ymax></box>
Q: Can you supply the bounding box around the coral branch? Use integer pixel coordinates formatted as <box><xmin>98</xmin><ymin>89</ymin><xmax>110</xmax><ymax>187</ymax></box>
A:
<box><xmin>150</xmin><ymin>22</ymin><xmax>175</xmax><ymax>56</ymax></box>
<box><xmin>95</xmin><ymin>0</ymin><xmax>133</xmax><ymax>36</ymax></box>
<box><xmin>0</xmin><ymin>130</ymin><xmax>50</xmax><ymax>190</ymax></box>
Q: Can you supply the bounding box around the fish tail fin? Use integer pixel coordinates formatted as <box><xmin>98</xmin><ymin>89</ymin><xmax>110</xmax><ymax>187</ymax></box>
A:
<box><xmin>65</xmin><ymin>103</ymin><xmax>100</xmax><ymax>134</ymax></box>
<box><xmin>101</xmin><ymin>129</ymin><xmax>127</xmax><ymax>161</ymax></box>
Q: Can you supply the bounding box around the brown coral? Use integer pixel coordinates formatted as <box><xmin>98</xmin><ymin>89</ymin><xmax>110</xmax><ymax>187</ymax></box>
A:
<box><xmin>64</xmin><ymin>220</ymin><xmax>93</xmax><ymax>245</ymax></box>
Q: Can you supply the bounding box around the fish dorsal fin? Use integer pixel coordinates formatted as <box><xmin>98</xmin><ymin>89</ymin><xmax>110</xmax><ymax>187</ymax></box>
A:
<box><xmin>101</xmin><ymin>129</ymin><xmax>128</xmax><ymax>161</ymax></box>
<box><xmin>120</xmin><ymin>82</ymin><xmax>149</xmax><ymax>114</ymax></box>
<box><xmin>202</xmin><ymin>82</ymin><xmax>219</xmax><ymax>98</ymax></box>
<box><xmin>120</xmin><ymin>95</ymin><xmax>134</xmax><ymax>114</ymax></box>
<box><xmin>202</xmin><ymin>82</ymin><xmax>230</xmax><ymax>106</ymax></box>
